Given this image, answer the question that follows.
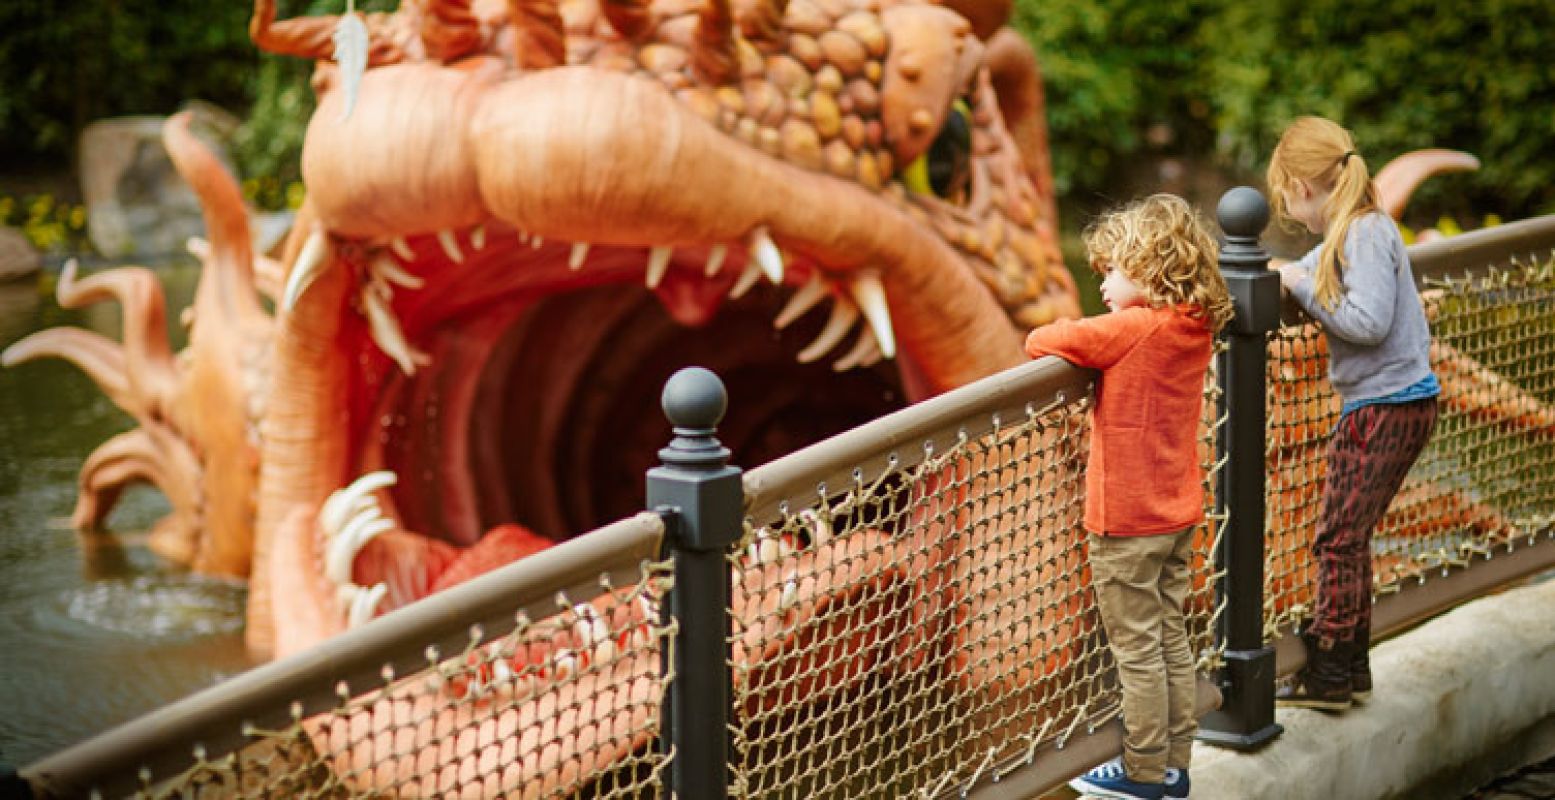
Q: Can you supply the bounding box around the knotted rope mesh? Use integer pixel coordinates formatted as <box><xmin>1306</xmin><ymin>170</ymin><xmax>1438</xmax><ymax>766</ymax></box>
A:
<box><xmin>1263</xmin><ymin>256</ymin><xmax>1555</xmax><ymax>641</ymax></box>
<box><xmin>119</xmin><ymin>558</ymin><xmax>675</xmax><ymax>799</ymax></box>
<box><xmin>727</xmin><ymin>355</ymin><xmax>1226</xmax><ymax>799</ymax></box>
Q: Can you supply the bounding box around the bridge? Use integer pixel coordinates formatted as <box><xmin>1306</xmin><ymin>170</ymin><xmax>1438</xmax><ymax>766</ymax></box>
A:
<box><xmin>12</xmin><ymin>192</ymin><xmax>1555</xmax><ymax>798</ymax></box>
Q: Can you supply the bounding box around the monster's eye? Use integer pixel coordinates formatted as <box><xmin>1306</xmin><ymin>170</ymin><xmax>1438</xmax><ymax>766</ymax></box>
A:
<box><xmin>902</xmin><ymin>99</ymin><xmax>972</xmax><ymax>201</ymax></box>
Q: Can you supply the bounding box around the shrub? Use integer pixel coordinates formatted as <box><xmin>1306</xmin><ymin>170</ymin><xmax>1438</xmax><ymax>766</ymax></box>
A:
<box><xmin>1199</xmin><ymin>0</ymin><xmax>1555</xmax><ymax>222</ymax></box>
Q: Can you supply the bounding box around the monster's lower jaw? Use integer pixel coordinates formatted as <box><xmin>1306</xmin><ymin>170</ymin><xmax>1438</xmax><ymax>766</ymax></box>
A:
<box><xmin>268</xmin><ymin>227</ymin><xmax>916</xmax><ymax>652</ymax></box>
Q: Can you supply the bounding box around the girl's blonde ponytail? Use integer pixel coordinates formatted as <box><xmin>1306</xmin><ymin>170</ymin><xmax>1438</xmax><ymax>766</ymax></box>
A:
<box><xmin>1266</xmin><ymin>117</ymin><xmax>1382</xmax><ymax>310</ymax></box>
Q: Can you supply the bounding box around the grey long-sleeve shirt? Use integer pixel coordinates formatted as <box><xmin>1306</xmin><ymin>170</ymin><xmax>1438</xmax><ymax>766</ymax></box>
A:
<box><xmin>1285</xmin><ymin>212</ymin><xmax>1435</xmax><ymax>403</ymax></box>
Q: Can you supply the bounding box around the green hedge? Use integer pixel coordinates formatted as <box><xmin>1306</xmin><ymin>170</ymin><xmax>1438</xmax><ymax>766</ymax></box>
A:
<box><xmin>1015</xmin><ymin>0</ymin><xmax>1555</xmax><ymax>222</ymax></box>
<box><xmin>1199</xmin><ymin>0</ymin><xmax>1555</xmax><ymax>222</ymax></box>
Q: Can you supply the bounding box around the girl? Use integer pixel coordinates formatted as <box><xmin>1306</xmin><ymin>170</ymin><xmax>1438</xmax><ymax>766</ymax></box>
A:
<box><xmin>1267</xmin><ymin>116</ymin><xmax>1439</xmax><ymax>711</ymax></box>
<box><xmin>1027</xmin><ymin>194</ymin><xmax>1232</xmax><ymax>800</ymax></box>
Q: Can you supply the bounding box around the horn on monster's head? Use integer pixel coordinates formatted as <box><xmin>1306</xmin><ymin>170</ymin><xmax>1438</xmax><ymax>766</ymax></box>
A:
<box><xmin>602</xmin><ymin>0</ymin><xmax>652</xmax><ymax>39</ymax></box>
<box><xmin>510</xmin><ymin>0</ymin><xmax>566</xmax><ymax>68</ymax></box>
<box><xmin>693</xmin><ymin>0</ymin><xmax>738</xmax><ymax>83</ymax></box>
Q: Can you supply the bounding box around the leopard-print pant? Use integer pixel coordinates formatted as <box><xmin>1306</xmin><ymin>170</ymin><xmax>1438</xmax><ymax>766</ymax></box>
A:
<box><xmin>1309</xmin><ymin>397</ymin><xmax>1439</xmax><ymax>642</ymax></box>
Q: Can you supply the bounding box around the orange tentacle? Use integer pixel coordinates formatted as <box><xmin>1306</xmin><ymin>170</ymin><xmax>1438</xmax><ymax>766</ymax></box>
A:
<box><xmin>1</xmin><ymin>328</ymin><xmax>134</xmax><ymax>415</ymax></box>
<box><xmin>53</xmin><ymin>261</ymin><xmax>179</xmax><ymax>414</ymax></box>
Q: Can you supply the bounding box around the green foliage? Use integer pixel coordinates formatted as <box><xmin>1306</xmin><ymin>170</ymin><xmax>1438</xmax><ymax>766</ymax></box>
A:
<box><xmin>1016</xmin><ymin>0</ymin><xmax>1555</xmax><ymax>222</ymax></box>
<box><xmin>0</xmin><ymin>193</ymin><xmax>91</xmax><ymax>254</ymax></box>
<box><xmin>1010</xmin><ymin>0</ymin><xmax>1218</xmax><ymax>200</ymax></box>
<box><xmin>0</xmin><ymin>0</ymin><xmax>255</xmax><ymax>171</ymax></box>
<box><xmin>1198</xmin><ymin>0</ymin><xmax>1555</xmax><ymax>222</ymax></box>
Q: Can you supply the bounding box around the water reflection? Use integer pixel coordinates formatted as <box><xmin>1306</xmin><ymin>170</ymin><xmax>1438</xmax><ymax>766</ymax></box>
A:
<box><xmin>0</xmin><ymin>260</ymin><xmax>255</xmax><ymax>768</ymax></box>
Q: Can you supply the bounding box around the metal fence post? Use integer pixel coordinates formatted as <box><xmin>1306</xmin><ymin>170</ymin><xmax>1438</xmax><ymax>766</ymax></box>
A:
<box><xmin>647</xmin><ymin>367</ymin><xmax>742</xmax><ymax>797</ymax></box>
<box><xmin>1197</xmin><ymin>187</ymin><xmax>1284</xmax><ymax>750</ymax></box>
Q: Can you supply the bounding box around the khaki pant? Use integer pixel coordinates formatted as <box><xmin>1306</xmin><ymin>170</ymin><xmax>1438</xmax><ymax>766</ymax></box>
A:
<box><xmin>1088</xmin><ymin>528</ymin><xmax>1197</xmax><ymax>783</ymax></box>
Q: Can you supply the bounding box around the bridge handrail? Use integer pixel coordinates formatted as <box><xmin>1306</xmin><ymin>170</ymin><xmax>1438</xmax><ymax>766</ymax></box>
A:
<box><xmin>20</xmin><ymin>512</ymin><xmax>664</xmax><ymax>800</ymax></box>
<box><xmin>743</xmin><ymin>356</ymin><xmax>1095</xmax><ymax>525</ymax></box>
<box><xmin>1410</xmin><ymin>214</ymin><xmax>1555</xmax><ymax>284</ymax></box>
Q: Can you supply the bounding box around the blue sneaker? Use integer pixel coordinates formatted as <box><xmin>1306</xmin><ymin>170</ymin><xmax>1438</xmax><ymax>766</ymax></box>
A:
<box><xmin>1068</xmin><ymin>757</ymin><xmax>1166</xmax><ymax>800</ymax></box>
<box><xmin>1165</xmin><ymin>767</ymin><xmax>1190</xmax><ymax>798</ymax></box>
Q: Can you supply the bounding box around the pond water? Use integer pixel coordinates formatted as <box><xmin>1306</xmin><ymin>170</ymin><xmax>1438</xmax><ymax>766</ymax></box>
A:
<box><xmin>0</xmin><ymin>261</ymin><xmax>255</xmax><ymax>769</ymax></box>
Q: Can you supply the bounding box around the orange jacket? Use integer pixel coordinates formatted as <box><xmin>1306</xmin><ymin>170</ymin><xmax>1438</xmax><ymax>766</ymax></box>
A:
<box><xmin>1024</xmin><ymin>305</ymin><xmax>1213</xmax><ymax>536</ymax></box>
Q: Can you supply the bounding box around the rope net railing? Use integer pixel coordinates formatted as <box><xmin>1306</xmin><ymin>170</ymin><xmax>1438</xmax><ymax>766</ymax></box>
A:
<box><xmin>25</xmin><ymin>514</ymin><xmax>673</xmax><ymax>800</ymax></box>
<box><xmin>1264</xmin><ymin>251</ymin><xmax>1555</xmax><ymax>643</ymax></box>
<box><xmin>726</xmin><ymin>353</ymin><xmax>1227</xmax><ymax>799</ymax></box>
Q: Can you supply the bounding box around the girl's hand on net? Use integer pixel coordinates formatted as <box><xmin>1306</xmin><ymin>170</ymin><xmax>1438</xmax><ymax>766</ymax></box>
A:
<box><xmin>1274</xmin><ymin>261</ymin><xmax>1305</xmax><ymax>293</ymax></box>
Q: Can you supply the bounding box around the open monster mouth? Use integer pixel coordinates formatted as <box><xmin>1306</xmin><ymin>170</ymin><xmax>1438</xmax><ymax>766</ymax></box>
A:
<box><xmin>355</xmin><ymin>233</ymin><xmax>906</xmax><ymax>544</ymax></box>
<box><xmin>293</xmin><ymin>227</ymin><xmax>912</xmax><ymax>632</ymax></box>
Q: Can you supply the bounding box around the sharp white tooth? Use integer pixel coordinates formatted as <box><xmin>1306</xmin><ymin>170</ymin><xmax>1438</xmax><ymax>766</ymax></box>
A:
<box><xmin>645</xmin><ymin>246</ymin><xmax>672</xmax><ymax>288</ymax></box>
<box><xmin>319</xmin><ymin>471</ymin><xmax>398</xmax><ymax>535</ymax></box>
<box><xmin>336</xmin><ymin>583</ymin><xmax>361</xmax><ymax>609</ymax></box>
<box><xmin>730</xmin><ymin>261</ymin><xmax>764</xmax><ymax>299</ymax></box>
<box><xmin>436</xmin><ymin>229</ymin><xmax>465</xmax><ymax>264</ymax></box>
<box><xmin>832</xmin><ymin>328</ymin><xmax>881</xmax><ymax>372</ymax></box>
<box><xmin>389</xmin><ymin>236</ymin><xmax>414</xmax><ymax>261</ymax></box>
<box><xmin>531</xmin><ymin>235</ymin><xmax>543</xmax><ymax>249</ymax></box>
<box><xmin>848</xmin><ymin>273</ymin><xmax>896</xmax><ymax>359</ymax></box>
<box><xmin>492</xmin><ymin>660</ymin><xmax>513</xmax><ymax>683</ymax></box>
<box><xmin>756</xmin><ymin>531</ymin><xmax>781</xmax><ymax>565</ymax></box>
<box><xmin>749</xmin><ymin>226</ymin><xmax>785</xmax><ymax>284</ymax></box>
<box><xmin>326</xmin><ymin>506</ymin><xmax>392</xmax><ymax>585</ymax></box>
<box><xmin>470</xmin><ymin>225</ymin><xmax>487</xmax><ymax>251</ymax></box>
<box><xmin>569</xmin><ymin>242</ymin><xmax>591</xmax><ymax>271</ymax></box>
<box><xmin>348</xmin><ymin>582</ymin><xmax>389</xmax><ymax>628</ymax></box>
<box><xmin>704</xmin><ymin>244</ymin><xmax>728</xmax><ymax>277</ymax></box>
<box><xmin>592</xmin><ymin>635</ymin><xmax>618</xmax><ymax>665</ymax></box>
<box><xmin>797</xmin><ymin>298</ymin><xmax>859</xmax><ymax>363</ymax></box>
<box><xmin>572</xmin><ymin>604</ymin><xmax>609</xmax><ymax>649</ymax></box>
<box><xmin>803</xmin><ymin>509</ymin><xmax>833</xmax><ymax>545</ymax></box>
<box><xmin>774</xmin><ymin>275</ymin><xmax>829</xmax><ymax>330</ymax></box>
<box><xmin>282</xmin><ymin>228</ymin><xmax>330</xmax><ymax>311</ymax></box>
<box><xmin>363</xmin><ymin>289</ymin><xmax>425</xmax><ymax>376</ymax></box>
<box><xmin>372</xmin><ymin>255</ymin><xmax>424</xmax><ymax>289</ymax></box>
<box><xmin>780</xmin><ymin>571</ymin><xmax>799</xmax><ymax>611</ymax></box>
<box><xmin>553</xmin><ymin>649</ymin><xmax>578</xmax><ymax>679</ymax></box>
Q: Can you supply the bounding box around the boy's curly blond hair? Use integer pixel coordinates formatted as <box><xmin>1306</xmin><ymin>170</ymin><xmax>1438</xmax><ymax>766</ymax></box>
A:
<box><xmin>1083</xmin><ymin>194</ymin><xmax>1235</xmax><ymax>333</ymax></box>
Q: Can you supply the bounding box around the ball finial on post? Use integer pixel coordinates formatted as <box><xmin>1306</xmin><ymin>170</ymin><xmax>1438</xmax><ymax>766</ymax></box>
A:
<box><xmin>1217</xmin><ymin>186</ymin><xmax>1270</xmax><ymax>241</ymax></box>
<box><xmin>658</xmin><ymin>367</ymin><xmax>731</xmax><ymax>469</ymax></box>
<box><xmin>1216</xmin><ymin>187</ymin><xmax>1272</xmax><ymax>273</ymax></box>
<box><xmin>661</xmin><ymin>367</ymin><xmax>727</xmax><ymax>431</ymax></box>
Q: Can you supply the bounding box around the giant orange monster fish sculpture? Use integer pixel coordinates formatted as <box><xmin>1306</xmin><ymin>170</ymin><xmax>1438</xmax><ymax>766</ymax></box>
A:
<box><xmin>7</xmin><ymin>0</ymin><xmax>1080</xmax><ymax>659</ymax></box>
<box><xmin>5</xmin><ymin>0</ymin><xmax>1549</xmax><ymax>793</ymax></box>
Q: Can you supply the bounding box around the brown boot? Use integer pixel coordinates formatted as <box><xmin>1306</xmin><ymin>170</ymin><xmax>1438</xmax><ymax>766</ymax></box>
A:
<box><xmin>1351</xmin><ymin>620</ymin><xmax>1372</xmax><ymax>703</ymax></box>
<box><xmin>1276</xmin><ymin>632</ymin><xmax>1353</xmax><ymax>711</ymax></box>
